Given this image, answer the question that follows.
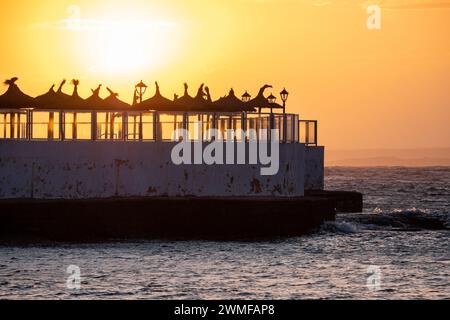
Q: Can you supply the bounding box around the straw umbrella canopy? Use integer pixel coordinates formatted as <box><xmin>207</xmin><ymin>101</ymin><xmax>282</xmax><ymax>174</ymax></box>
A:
<box><xmin>172</xmin><ymin>83</ymin><xmax>197</xmax><ymax>111</ymax></box>
<box><xmin>67</xmin><ymin>79</ymin><xmax>87</xmax><ymax>110</ymax></box>
<box><xmin>213</xmin><ymin>88</ymin><xmax>256</xmax><ymax>112</ymax></box>
<box><xmin>173</xmin><ymin>83</ymin><xmax>217</xmax><ymax>112</ymax></box>
<box><xmin>246</xmin><ymin>84</ymin><xmax>277</xmax><ymax>111</ymax></box>
<box><xmin>34</xmin><ymin>79</ymin><xmax>87</xmax><ymax>110</ymax></box>
<box><xmin>33</xmin><ymin>84</ymin><xmax>59</xmax><ymax>109</ymax></box>
<box><xmin>0</xmin><ymin>77</ymin><xmax>34</xmax><ymax>139</ymax></box>
<box><xmin>56</xmin><ymin>79</ymin><xmax>75</xmax><ymax>109</ymax></box>
<box><xmin>103</xmin><ymin>87</ymin><xmax>131</xmax><ymax>110</ymax></box>
<box><xmin>192</xmin><ymin>84</ymin><xmax>215</xmax><ymax>112</ymax></box>
<box><xmin>55</xmin><ymin>79</ymin><xmax>82</xmax><ymax>109</ymax></box>
<box><xmin>0</xmin><ymin>78</ymin><xmax>34</xmax><ymax>110</ymax></box>
<box><xmin>135</xmin><ymin>82</ymin><xmax>173</xmax><ymax>111</ymax></box>
<box><xmin>84</xmin><ymin>84</ymin><xmax>107</xmax><ymax>110</ymax></box>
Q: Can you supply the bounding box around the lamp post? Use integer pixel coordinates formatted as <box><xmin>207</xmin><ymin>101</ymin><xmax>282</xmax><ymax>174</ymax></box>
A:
<box><xmin>134</xmin><ymin>80</ymin><xmax>147</xmax><ymax>140</ymax></box>
<box><xmin>135</xmin><ymin>80</ymin><xmax>148</xmax><ymax>104</ymax></box>
<box><xmin>241</xmin><ymin>91</ymin><xmax>252</xmax><ymax>132</ymax></box>
<box><xmin>280</xmin><ymin>88</ymin><xmax>289</xmax><ymax>114</ymax></box>
<box><xmin>280</xmin><ymin>88</ymin><xmax>289</xmax><ymax>142</ymax></box>
<box><xmin>266</xmin><ymin>93</ymin><xmax>277</xmax><ymax>138</ymax></box>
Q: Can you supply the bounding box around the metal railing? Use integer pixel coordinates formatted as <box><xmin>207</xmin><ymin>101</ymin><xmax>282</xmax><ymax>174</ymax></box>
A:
<box><xmin>0</xmin><ymin>110</ymin><xmax>318</xmax><ymax>145</ymax></box>
<box><xmin>299</xmin><ymin>120</ymin><xmax>318</xmax><ymax>146</ymax></box>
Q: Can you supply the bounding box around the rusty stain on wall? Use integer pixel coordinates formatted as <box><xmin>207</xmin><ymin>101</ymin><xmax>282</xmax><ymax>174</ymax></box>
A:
<box><xmin>250</xmin><ymin>178</ymin><xmax>262</xmax><ymax>194</ymax></box>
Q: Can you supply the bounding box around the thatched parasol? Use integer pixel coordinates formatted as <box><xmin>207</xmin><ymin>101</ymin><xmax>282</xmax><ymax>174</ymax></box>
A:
<box><xmin>172</xmin><ymin>83</ymin><xmax>197</xmax><ymax>111</ymax></box>
<box><xmin>68</xmin><ymin>79</ymin><xmax>87</xmax><ymax>109</ymax></box>
<box><xmin>246</xmin><ymin>85</ymin><xmax>269</xmax><ymax>108</ymax></box>
<box><xmin>214</xmin><ymin>88</ymin><xmax>256</xmax><ymax>112</ymax></box>
<box><xmin>135</xmin><ymin>82</ymin><xmax>173</xmax><ymax>111</ymax></box>
<box><xmin>34</xmin><ymin>79</ymin><xmax>87</xmax><ymax>110</ymax></box>
<box><xmin>245</xmin><ymin>84</ymin><xmax>281</xmax><ymax>111</ymax></box>
<box><xmin>84</xmin><ymin>84</ymin><xmax>107</xmax><ymax>110</ymax></box>
<box><xmin>34</xmin><ymin>84</ymin><xmax>59</xmax><ymax>109</ymax></box>
<box><xmin>172</xmin><ymin>83</ymin><xmax>218</xmax><ymax>112</ymax></box>
<box><xmin>0</xmin><ymin>77</ymin><xmax>34</xmax><ymax>109</ymax></box>
<box><xmin>194</xmin><ymin>84</ymin><xmax>215</xmax><ymax>111</ymax></box>
<box><xmin>103</xmin><ymin>87</ymin><xmax>131</xmax><ymax>110</ymax></box>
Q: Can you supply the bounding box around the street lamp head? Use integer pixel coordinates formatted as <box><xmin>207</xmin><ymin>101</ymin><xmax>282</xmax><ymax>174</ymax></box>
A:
<box><xmin>280</xmin><ymin>88</ymin><xmax>289</xmax><ymax>103</ymax></box>
<box><xmin>242</xmin><ymin>91</ymin><xmax>251</xmax><ymax>103</ymax></box>
<box><xmin>135</xmin><ymin>80</ymin><xmax>148</xmax><ymax>96</ymax></box>
<box><xmin>135</xmin><ymin>80</ymin><xmax>148</xmax><ymax>89</ymax></box>
<box><xmin>267</xmin><ymin>93</ymin><xmax>277</xmax><ymax>104</ymax></box>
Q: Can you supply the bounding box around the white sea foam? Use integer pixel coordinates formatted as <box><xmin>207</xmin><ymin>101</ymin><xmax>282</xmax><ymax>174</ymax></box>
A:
<box><xmin>322</xmin><ymin>221</ymin><xmax>358</xmax><ymax>234</ymax></box>
<box><xmin>392</xmin><ymin>207</ymin><xmax>431</xmax><ymax>215</ymax></box>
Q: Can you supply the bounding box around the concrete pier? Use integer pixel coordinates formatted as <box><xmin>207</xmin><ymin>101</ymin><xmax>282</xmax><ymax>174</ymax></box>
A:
<box><xmin>0</xmin><ymin>197</ymin><xmax>335</xmax><ymax>242</ymax></box>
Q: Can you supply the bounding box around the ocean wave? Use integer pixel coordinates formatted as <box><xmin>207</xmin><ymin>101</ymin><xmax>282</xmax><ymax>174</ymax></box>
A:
<box><xmin>346</xmin><ymin>208</ymin><xmax>449</xmax><ymax>231</ymax></box>
<box><xmin>321</xmin><ymin>221</ymin><xmax>359</xmax><ymax>234</ymax></box>
<box><xmin>391</xmin><ymin>207</ymin><xmax>431</xmax><ymax>215</ymax></box>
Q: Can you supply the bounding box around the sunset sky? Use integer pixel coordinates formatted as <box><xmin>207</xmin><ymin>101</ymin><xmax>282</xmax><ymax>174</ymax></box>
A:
<box><xmin>0</xmin><ymin>0</ymin><xmax>449</xmax><ymax>150</ymax></box>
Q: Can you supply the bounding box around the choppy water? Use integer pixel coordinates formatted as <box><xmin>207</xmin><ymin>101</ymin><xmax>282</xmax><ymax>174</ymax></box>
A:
<box><xmin>1</xmin><ymin>167</ymin><xmax>449</xmax><ymax>299</ymax></box>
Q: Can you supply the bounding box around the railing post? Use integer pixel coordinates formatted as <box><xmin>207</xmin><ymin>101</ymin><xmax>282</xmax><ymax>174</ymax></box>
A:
<box><xmin>26</xmin><ymin>110</ymin><xmax>30</xmax><ymax>140</ymax></box>
<box><xmin>305</xmin><ymin>121</ymin><xmax>310</xmax><ymax>146</ymax></box>
<box><xmin>27</xmin><ymin>110</ymin><xmax>33</xmax><ymax>140</ymax></box>
<box><xmin>138</xmin><ymin>113</ymin><xmax>143</xmax><ymax>141</ymax></box>
<box><xmin>154</xmin><ymin>111</ymin><xmax>159</xmax><ymax>141</ymax></box>
<box><xmin>2</xmin><ymin>113</ymin><xmax>6</xmax><ymax>139</ymax></box>
<box><xmin>59</xmin><ymin>111</ymin><xmax>64</xmax><ymax>141</ymax></box>
<box><xmin>122</xmin><ymin>112</ymin><xmax>127</xmax><ymax>141</ymax></box>
<box><xmin>91</xmin><ymin>112</ymin><xmax>96</xmax><ymax>141</ymax></box>
<box><xmin>48</xmin><ymin>112</ymin><xmax>54</xmax><ymax>140</ymax></box>
<box><xmin>16</xmin><ymin>112</ymin><xmax>20</xmax><ymax>139</ymax></box>
<box><xmin>73</xmin><ymin>112</ymin><xmax>78</xmax><ymax>140</ymax></box>
<box><xmin>291</xmin><ymin>115</ymin><xmax>295</xmax><ymax>143</ymax></box>
<box><xmin>183</xmin><ymin>113</ymin><xmax>189</xmax><ymax>138</ymax></box>
<box><xmin>241</xmin><ymin>112</ymin><xmax>246</xmax><ymax>142</ymax></box>
<box><xmin>269</xmin><ymin>113</ymin><xmax>274</xmax><ymax>142</ymax></box>
<box><xmin>10</xmin><ymin>113</ymin><xmax>15</xmax><ymax>139</ymax></box>
<box><xmin>315</xmin><ymin>120</ymin><xmax>318</xmax><ymax>146</ymax></box>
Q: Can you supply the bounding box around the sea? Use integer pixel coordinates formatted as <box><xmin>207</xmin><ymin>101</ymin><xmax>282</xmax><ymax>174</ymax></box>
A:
<box><xmin>0</xmin><ymin>167</ymin><xmax>449</xmax><ymax>299</ymax></box>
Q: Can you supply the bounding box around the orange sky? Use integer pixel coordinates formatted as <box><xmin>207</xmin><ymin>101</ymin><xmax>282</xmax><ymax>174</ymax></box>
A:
<box><xmin>0</xmin><ymin>0</ymin><xmax>449</xmax><ymax>149</ymax></box>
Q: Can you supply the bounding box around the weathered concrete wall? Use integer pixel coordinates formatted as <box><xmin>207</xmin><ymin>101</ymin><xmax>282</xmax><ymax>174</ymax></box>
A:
<box><xmin>304</xmin><ymin>146</ymin><xmax>325</xmax><ymax>190</ymax></box>
<box><xmin>0</xmin><ymin>141</ymin><xmax>306</xmax><ymax>199</ymax></box>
